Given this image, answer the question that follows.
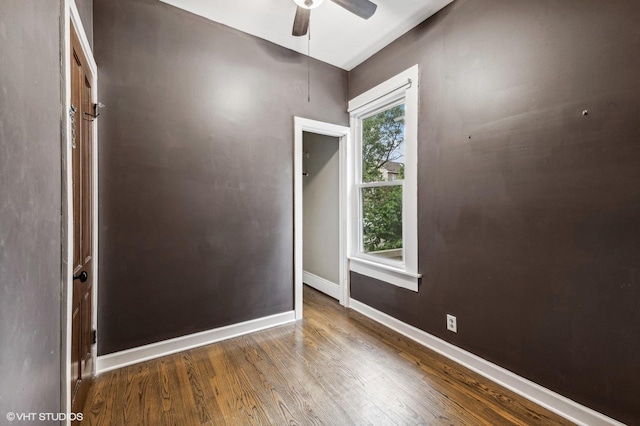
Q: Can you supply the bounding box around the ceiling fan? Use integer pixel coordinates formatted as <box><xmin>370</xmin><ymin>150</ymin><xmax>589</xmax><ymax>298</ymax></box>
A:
<box><xmin>292</xmin><ymin>0</ymin><xmax>378</xmax><ymax>37</ymax></box>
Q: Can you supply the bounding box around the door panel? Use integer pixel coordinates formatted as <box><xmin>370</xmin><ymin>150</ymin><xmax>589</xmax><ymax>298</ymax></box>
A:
<box><xmin>70</xmin><ymin>22</ymin><xmax>94</xmax><ymax>417</ymax></box>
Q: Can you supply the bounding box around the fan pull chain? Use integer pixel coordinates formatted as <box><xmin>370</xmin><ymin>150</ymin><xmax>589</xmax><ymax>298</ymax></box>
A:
<box><xmin>307</xmin><ymin>22</ymin><xmax>311</xmax><ymax>103</ymax></box>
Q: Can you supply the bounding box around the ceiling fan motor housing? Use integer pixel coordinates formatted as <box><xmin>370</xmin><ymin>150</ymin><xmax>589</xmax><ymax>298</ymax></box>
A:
<box><xmin>294</xmin><ymin>0</ymin><xmax>325</xmax><ymax>9</ymax></box>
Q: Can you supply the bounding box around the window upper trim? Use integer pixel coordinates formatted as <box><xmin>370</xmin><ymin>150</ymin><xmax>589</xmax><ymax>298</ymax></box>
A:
<box><xmin>348</xmin><ymin>71</ymin><xmax>415</xmax><ymax>113</ymax></box>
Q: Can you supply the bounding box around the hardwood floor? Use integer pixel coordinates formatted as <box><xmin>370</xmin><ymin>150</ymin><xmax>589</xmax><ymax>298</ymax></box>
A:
<box><xmin>83</xmin><ymin>286</ymin><xmax>573</xmax><ymax>425</ymax></box>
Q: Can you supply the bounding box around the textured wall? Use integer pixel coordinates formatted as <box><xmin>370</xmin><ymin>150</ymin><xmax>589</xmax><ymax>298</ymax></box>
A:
<box><xmin>94</xmin><ymin>0</ymin><xmax>348</xmax><ymax>355</ymax></box>
<box><xmin>349</xmin><ymin>1</ymin><xmax>640</xmax><ymax>424</ymax></box>
<box><xmin>0</xmin><ymin>0</ymin><xmax>63</xmax><ymax>417</ymax></box>
<box><xmin>303</xmin><ymin>132</ymin><xmax>340</xmax><ymax>285</ymax></box>
<box><xmin>75</xmin><ymin>0</ymin><xmax>93</xmax><ymax>48</ymax></box>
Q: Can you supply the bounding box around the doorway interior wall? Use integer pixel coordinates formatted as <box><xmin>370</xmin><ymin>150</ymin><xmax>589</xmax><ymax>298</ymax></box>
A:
<box><xmin>61</xmin><ymin>0</ymin><xmax>98</xmax><ymax>421</ymax></box>
<box><xmin>294</xmin><ymin>117</ymin><xmax>350</xmax><ymax>319</ymax></box>
<box><xmin>302</xmin><ymin>132</ymin><xmax>341</xmax><ymax>300</ymax></box>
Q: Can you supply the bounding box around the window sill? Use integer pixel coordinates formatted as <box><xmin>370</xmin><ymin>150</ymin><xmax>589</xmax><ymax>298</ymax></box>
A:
<box><xmin>348</xmin><ymin>256</ymin><xmax>421</xmax><ymax>292</ymax></box>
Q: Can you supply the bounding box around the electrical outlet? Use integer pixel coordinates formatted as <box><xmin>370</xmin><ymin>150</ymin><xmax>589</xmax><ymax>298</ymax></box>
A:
<box><xmin>446</xmin><ymin>314</ymin><xmax>457</xmax><ymax>333</ymax></box>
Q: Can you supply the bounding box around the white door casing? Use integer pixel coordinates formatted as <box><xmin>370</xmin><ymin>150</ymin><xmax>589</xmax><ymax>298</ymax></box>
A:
<box><xmin>294</xmin><ymin>117</ymin><xmax>350</xmax><ymax>319</ymax></box>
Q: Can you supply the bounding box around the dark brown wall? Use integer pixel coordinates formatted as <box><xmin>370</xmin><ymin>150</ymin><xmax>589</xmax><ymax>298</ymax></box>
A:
<box><xmin>75</xmin><ymin>0</ymin><xmax>93</xmax><ymax>47</ymax></box>
<box><xmin>94</xmin><ymin>0</ymin><xmax>348</xmax><ymax>355</ymax></box>
<box><xmin>349</xmin><ymin>0</ymin><xmax>640</xmax><ymax>424</ymax></box>
<box><xmin>0</xmin><ymin>0</ymin><xmax>63</xmax><ymax>416</ymax></box>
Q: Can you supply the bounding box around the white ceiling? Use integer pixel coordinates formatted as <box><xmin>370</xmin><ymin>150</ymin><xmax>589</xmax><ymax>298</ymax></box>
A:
<box><xmin>158</xmin><ymin>0</ymin><xmax>454</xmax><ymax>70</ymax></box>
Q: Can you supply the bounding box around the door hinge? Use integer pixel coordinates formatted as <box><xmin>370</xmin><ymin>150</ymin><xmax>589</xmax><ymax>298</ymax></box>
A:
<box><xmin>92</xmin><ymin>329</ymin><xmax>97</xmax><ymax>345</ymax></box>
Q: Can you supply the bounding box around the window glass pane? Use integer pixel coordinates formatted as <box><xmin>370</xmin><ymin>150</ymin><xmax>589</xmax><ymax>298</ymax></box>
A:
<box><xmin>361</xmin><ymin>185</ymin><xmax>403</xmax><ymax>261</ymax></box>
<box><xmin>361</xmin><ymin>104</ymin><xmax>405</xmax><ymax>183</ymax></box>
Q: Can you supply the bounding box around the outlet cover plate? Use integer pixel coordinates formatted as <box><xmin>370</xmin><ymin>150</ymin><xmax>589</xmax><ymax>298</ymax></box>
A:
<box><xmin>447</xmin><ymin>314</ymin><xmax>457</xmax><ymax>333</ymax></box>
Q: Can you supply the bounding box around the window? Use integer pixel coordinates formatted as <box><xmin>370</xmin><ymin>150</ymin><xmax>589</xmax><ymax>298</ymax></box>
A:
<box><xmin>348</xmin><ymin>65</ymin><xmax>420</xmax><ymax>291</ymax></box>
<box><xmin>360</xmin><ymin>103</ymin><xmax>405</xmax><ymax>262</ymax></box>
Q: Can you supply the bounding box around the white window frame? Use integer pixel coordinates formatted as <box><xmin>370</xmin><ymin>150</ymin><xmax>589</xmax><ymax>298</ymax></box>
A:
<box><xmin>347</xmin><ymin>65</ymin><xmax>421</xmax><ymax>292</ymax></box>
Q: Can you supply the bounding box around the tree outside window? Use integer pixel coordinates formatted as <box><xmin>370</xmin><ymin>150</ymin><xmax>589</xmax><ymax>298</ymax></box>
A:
<box><xmin>360</xmin><ymin>103</ymin><xmax>405</xmax><ymax>260</ymax></box>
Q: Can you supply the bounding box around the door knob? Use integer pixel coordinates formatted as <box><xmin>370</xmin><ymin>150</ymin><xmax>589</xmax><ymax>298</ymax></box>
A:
<box><xmin>73</xmin><ymin>271</ymin><xmax>88</xmax><ymax>282</ymax></box>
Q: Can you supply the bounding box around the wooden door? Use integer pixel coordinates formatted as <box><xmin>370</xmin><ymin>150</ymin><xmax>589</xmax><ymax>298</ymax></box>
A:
<box><xmin>70</xmin><ymin>22</ymin><xmax>94</xmax><ymax>416</ymax></box>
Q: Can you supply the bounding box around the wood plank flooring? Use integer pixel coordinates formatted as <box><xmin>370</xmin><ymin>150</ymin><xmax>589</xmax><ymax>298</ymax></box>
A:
<box><xmin>82</xmin><ymin>286</ymin><xmax>574</xmax><ymax>425</ymax></box>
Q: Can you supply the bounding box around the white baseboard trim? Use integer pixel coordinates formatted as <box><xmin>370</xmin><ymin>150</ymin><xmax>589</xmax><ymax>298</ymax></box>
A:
<box><xmin>96</xmin><ymin>311</ymin><xmax>296</xmax><ymax>374</ymax></box>
<box><xmin>303</xmin><ymin>271</ymin><xmax>341</xmax><ymax>300</ymax></box>
<box><xmin>349</xmin><ymin>299</ymin><xmax>625</xmax><ymax>426</ymax></box>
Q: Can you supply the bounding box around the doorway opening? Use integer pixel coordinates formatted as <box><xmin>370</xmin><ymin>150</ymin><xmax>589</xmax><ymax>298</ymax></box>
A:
<box><xmin>303</xmin><ymin>132</ymin><xmax>340</xmax><ymax>299</ymax></box>
<box><xmin>293</xmin><ymin>117</ymin><xmax>350</xmax><ymax>319</ymax></box>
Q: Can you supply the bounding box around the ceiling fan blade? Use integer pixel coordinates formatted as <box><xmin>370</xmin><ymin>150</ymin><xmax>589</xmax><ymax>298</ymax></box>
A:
<box><xmin>292</xmin><ymin>6</ymin><xmax>310</xmax><ymax>37</ymax></box>
<box><xmin>330</xmin><ymin>0</ymin><xmax>377</xmax><ymax>19</ymax></box>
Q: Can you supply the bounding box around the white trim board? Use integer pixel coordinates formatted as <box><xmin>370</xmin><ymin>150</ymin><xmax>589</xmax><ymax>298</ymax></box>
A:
<box><xmin>303</xmin><ymin>271</ymin><xmax>341</xmax><ymax>301</ymax></box>
<box><xmin>349</xmin><ymin>299</ymin><xmax>626</xmax><ymax>426</ymax></box>
<box><xmin>97</xmin><ymin>311</ymin><xmax>295</xmax><ymax>373</ymax></box>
